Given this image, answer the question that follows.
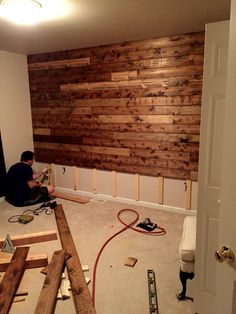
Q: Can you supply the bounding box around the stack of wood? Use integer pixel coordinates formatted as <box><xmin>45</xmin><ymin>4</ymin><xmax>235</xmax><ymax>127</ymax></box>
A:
<box><xmin>0</xmin><ymin>204</ymin><xmax>96</xmax><ymax>314</ymax></box>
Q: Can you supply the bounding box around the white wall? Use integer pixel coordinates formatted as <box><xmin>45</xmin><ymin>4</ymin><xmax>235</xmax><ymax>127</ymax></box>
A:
<box><xmin>0</xmin><ymin>50</ymin><xmax>33</xmax><ymax>170</ymax></box>
<box><xmin>36</xmin><ymin>161</ymin><xmax>198</xmax><ymax>212</ymax></box>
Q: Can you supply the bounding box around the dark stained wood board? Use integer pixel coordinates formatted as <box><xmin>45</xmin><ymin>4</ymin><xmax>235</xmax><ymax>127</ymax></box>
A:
<box><xmin>28</xmin><ymin>31</ymin><xmax>204</xmax><ymax>181</ymax></box>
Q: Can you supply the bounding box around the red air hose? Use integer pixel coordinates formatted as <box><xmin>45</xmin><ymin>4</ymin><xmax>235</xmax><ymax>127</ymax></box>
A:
<box><xmin>91</xmin><ymin>208</ymin><xmax>166</xmax><ymax>306</ymax></box>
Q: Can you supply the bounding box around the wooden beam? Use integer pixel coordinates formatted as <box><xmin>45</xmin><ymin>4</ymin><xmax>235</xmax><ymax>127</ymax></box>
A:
<box><xmin>54</xmin><ymin>204</ymin><xmax>96</xmax><ymax>314</ymax></box>
<box><xmin>0</xmin><ymin>254</ymin><xmax>48</xmax><ymax>272</ymax></box>
<box><xmin>0</xmin><ymin>230</ymin><xmax>57</xmax><ymax>248</ymax></box>
<box><xmin>0</xmin><ymin>247</ymin><xmax>29</xmax><ymax>314</ymax></box>
<box><xmin>34</xmin><ymin>250</ymin><xmax>66</xmax><ymax>314</ymax></box>
<box><xmin>51</xmin><ymin>191</ymin><xmax>89</xmax><ymax>204</ymax></box>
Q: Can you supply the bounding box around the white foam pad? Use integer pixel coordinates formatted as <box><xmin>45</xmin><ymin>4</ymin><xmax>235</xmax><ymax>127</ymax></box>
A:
<box><xmin>179</xmin><ymin>215</ymin><xmax>196</xmax><ymax>263</ymax></box>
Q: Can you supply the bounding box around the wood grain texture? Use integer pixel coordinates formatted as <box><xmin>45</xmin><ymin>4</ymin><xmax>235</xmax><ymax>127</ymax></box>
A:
<box><xmin>51</xmin><ymin>191</ymin><xmax>89</xmax><ymax>204</ymax></box>
<box><xmin>34</xmin><ymin>250</ymin><xmax>66</xmax><ymax>314</ymax></box>
<box><xmin>54</xmin><ymin>205</ymin><xmax>96</xmax><ymax>314</ymax></box>
<box><xmin>28</xmin><ymin>32</ymin><xmax>204</xmax><ymax>181</ymax></box>
<box><xmin>0</xmin><ymin>254</ymin><xmax>48</xmax><ymax>272</ymax></box>
<box><xmin>0</xmin><ymin>230</ymin><xmax>57</xmax><ymax>248</ymax></box>
<box><xmin>0</xmin><ymin>247</ymin><xmax>29</xmax><ymax>314</ymax></box>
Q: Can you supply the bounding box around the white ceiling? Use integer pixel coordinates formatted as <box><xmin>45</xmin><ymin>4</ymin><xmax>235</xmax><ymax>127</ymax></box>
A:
<box><xmin>0</xmin><ymin>0</ymin><xmax>231</xmax><ymax>55</ymax></box>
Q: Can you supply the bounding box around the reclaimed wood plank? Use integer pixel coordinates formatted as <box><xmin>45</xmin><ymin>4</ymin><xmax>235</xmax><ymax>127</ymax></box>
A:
<box><xmin>28</xmin><ymin>32</ymin><xmax>204</xmax><ymax>62</ymax></box>
<box><xmin>28</xmin><ymin>32</ymin><xmax>204</xmax><ymax>64</ymax></box>
<box><xmin>111</xmin><ymin>70</ymin><xmax>137</xmax><ymax>81</ymax></box>
<box><xmin>34</xmin><ymin>250</ymin><xmax>66</xmax><ymax>314</ymax></box>
<box><xmin>28</xmin><ymin>57</ymin><xmax>90</xmax><ymax>71</ymax></box>
<box><xmin>34</xmin><ymin>142</ymin><xmax>131</xmax><ymax>156</ymax></box>
<box><xmin>31</xmin><ymin>85</ymin><xmax>202</xmax><ymax>99</ymax></box>
<box><xmin>69</xmin><ymin>95</ymin><xmax>202</xmax><ymax>107</ymax></box>
<box><xmin>91</xmin><ymin>105</ymin><xmax>201</xmax><ymax>115</ymax></box>
<box><xmin>0</xmin><ymin>247</ymin><xmax>29</xmax><ymax>314</ymax></box>
<box><xmin>98</xmin><ymin>115</ymin><xmax>173</xmax><ymax>124</ymax></box>
<box><xmin>0</xmin><ymin>254</ymin><xmax>48</xmax><ymax>272</ymax></box>
<box><xmin>54</xmin><ymin>204</ymin><xmax>96</xmax><ymax>314</ymax></box>
<box><xmin>51</xmin><ymin>191</ymin><xmax>89</xmax><ymax>204</ymax></box>
<box><xmin>28</xmin><ymin>32</ymin><xmax>203</xmax><ymax>182</ymax></box>
<box><xmin>60</xmin><ymin>75</ymin><xmax>202</xmax><ymax>92</ymax></box>
<box><xmin>0</xmin><ymin>230</ymin><xmax>57</xmax><ymax>248</ymax></box>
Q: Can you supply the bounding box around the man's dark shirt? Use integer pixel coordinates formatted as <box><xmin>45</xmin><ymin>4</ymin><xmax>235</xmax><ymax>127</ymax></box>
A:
<box><xmin>6</xmin><ymin>162</ymin><xmax>33</xmax><ymax>206</ymax></box>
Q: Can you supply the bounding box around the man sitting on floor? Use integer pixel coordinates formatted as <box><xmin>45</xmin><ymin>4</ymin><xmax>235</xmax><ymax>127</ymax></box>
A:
<box><xmin>5</xmin><ymin>150</ymin><xmax>54</xmax><ymax>207</ymax></box>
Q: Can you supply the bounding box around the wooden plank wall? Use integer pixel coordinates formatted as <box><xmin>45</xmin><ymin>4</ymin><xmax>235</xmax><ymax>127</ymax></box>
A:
<box><xmin>28</xmin><ymin>32</ymin><xmax>204</xmax><ymax>181</ymax></box>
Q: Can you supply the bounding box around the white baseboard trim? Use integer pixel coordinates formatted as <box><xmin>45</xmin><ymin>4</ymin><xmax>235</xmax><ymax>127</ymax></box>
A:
<box><xmin>55</xmin><ymin>187</ymin><xmax>196</xmax><ymax>216</ymax></box>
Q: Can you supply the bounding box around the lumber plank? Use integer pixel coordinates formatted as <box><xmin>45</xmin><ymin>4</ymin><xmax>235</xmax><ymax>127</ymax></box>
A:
<box><xmin>0</xmin><ymin>247</ymin><xmax>29</xmax><ymax>314</ymax></box>
<box><xmin>54</xmin><ymin>204</ymin><xmax>96</xmax><ymax>314</ymax></box>
<box><xmin>60</xmin><ymin>74</ymin><xmax>202</xmax><ymax>91</ymax></box>
<box><xmin>28</xmin><ymin>57</ymin><xmax>90</xmax><ymax>71</ymax></box>
<box><xmin>28</xmin><ymin>32</ymin><xmax>204</xmax><ymax>64</ymax></box>
<box><xmin>0</xmin><ymin>254</ymin><xmax>48</xmax><ymax>272</ymax></box>
<box><xmin>28</xmin><ymin>32</ymin><xmax>203</xmax><ymax>181</ymax></box>
<box><xmin>91</xmin><ymin>105</ymin><xmax>201</xmax><ymax>115</ymax></box>
<box><xmin>52</xmin><ymin>191</ymin><xmax>89</xmax><ymax>204</ymax></box>
<box><xmin>34</xmin><ymin>141</ymin><xmax>131</xmax><ymax>156</ymax></box>
<box><xmin>98</xmin><ymin>114</ymin><xmax>173</xmax><ymax>124</ymax></box>
<box><xmin>34</xmin><ymin>250</ymin><xmax>66</xmax><ymax>314</ymax></box>
<box><xmin>70</xmin><ymin>95</ymin><xmax>202</xmax><ymax>107</ymax></box>
<box><xmin>0</xmin><ymin>230</ymin><xmax>57</xmax><ymax>248</ymax></box>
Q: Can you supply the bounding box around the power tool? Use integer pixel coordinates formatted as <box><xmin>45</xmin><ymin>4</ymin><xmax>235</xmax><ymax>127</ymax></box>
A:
<box><xmin>137</xmin><ymin>218</ymin><xmax>157</xmax><ymax>231</ymax></box>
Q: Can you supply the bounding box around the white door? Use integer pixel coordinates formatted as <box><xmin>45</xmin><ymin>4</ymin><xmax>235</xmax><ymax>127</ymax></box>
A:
<box><xmin>195</xmin><ymin>2</ymin><xmax>236</xmax><ymax>313</ymax></box>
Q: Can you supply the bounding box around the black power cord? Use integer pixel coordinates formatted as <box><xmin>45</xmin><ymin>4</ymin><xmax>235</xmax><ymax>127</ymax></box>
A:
<box><xmin>8</xmin><ymin>201</ymin><xmax>57</xmax><ymax>223</ymax></box>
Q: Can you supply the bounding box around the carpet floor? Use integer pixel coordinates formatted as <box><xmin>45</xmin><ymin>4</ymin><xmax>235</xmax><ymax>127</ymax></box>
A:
<box><xmin>0</xmin><ymin>197</ymin><xmax>194</xmax><ymax>314</ymax></box>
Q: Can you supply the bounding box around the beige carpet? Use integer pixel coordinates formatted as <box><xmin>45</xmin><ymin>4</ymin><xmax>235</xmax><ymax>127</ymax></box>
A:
<box><xmin>0</xmin><ymin>197</ymin><xmax>194</xmax><ymax>314</ymax></box>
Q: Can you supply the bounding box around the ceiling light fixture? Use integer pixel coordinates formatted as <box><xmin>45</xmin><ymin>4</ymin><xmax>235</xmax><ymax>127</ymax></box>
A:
<box><xmin>0</xmin><ymin>0</ymin><xmax>42</xmax><ymax>25</ymax></box>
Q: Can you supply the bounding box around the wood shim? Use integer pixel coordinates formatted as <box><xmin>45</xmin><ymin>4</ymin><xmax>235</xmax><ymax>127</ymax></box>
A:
<box><xmin>124</xmin><ymin>257</ymin><xmax>138</xmax><ymax>267</ymax></box>
<box><xmin>0</xmin><ymin>254</ymin><xmax>48</xmax><ymax>272</ymax></box>
<box><xmin>52</xmin><ymin>191</ymin><xmax>90</xmax><ymax>204</ymax></box>
<box><xmin>34</xmin><ymin>250</ymin><xmax>66</xmax><ymax>314</ymax></box>
<box><xmin>0</xmin><ymin>247</ymin><xmax>29</xmax><ymax>314</ymax></box>
<box><xmin>54</xmin><ymin>204</ymin><xmax>96</xmax><ymax>314</ymax></box>
<box><xmin>0</xmin><ymin>230</ymin><xmax>57</xmax><ymax>248</ymax></box>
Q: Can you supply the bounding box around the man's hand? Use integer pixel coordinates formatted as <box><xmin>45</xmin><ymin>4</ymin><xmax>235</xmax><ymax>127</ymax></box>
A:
<box><xmin>42</xmin><ymin>167</ymin><xmax>49</xmax><ymax>174</ymax></box>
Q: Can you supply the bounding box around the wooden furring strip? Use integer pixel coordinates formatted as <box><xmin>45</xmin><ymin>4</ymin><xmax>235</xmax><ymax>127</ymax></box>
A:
<box><xmin>158</xmin><ymin>176</ymin><xmax>164</xmax><ymax>204</ymax></box>
<box><xmin>54</xmin><ymin>205</ymin><xmax>96</xmax><ymax>314</ymax></box>
<box><xmin>0</xmin><ymin>247</ymin><xmax>29</xmax><ymax>314</ymax></box>
<box><xmin>34</xmin><ymin>250</ymin><xmax>66</xmax><ymax>314</ymax></box>
<box><xmin>0</xmin><ymin>230</ymin><xmax>57</xmax><ymax>248</ymax></box>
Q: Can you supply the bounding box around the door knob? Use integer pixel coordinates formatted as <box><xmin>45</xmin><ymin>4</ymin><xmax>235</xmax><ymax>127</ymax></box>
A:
<box><xmin>215</xmin><ymin>245</ymin><xmax>234</xmax><ymax>264</ymax></box>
